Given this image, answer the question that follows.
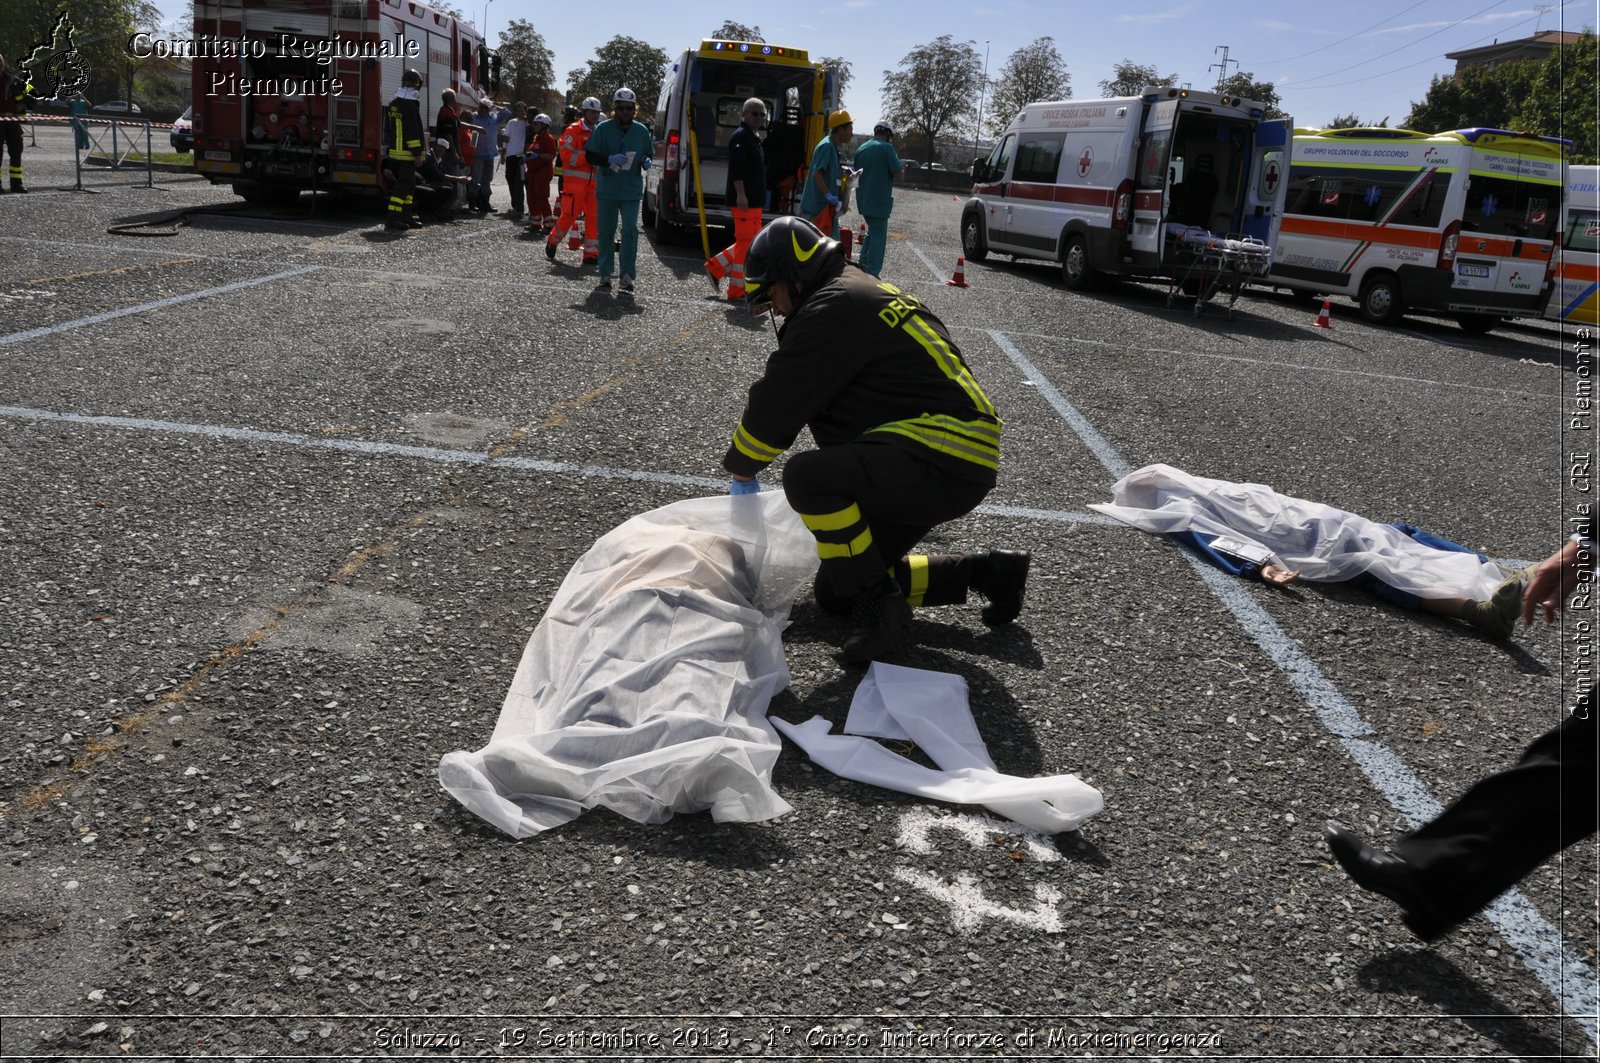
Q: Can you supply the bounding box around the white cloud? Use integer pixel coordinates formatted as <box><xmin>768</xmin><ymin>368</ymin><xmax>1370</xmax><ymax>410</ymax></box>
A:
<box><xmin>1117</xmin><ymin>4</ymin><xmax>1193</xmax><ymax>26</ymax></box>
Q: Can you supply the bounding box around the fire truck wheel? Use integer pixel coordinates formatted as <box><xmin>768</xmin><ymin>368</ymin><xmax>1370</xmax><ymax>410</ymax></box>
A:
<box><xmin>1358</xmin><ymin>272</ymin><xmax>1404</xmax><ymax>325</ymax></box>
<box><xmin>960</xmin><ymin>212</ymin><xmax>987</xmax><ymax>263</ymax></box>
<box><xmin>1060</xmin><ymin>233</ymin><xmax>1097</xmax><ymax>291</ymax></box>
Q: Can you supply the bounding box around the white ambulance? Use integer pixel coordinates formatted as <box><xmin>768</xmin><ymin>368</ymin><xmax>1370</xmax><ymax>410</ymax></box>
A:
<box><xmin>1270</xmin><ymin>127</ymin><xmax>1568</xmax><ymax>332</ymax></box>
<box><xmin>962</xmin><ymin>87</ymin><xmax>1289</xmax><ymax>290</ymax></box>
<box><xmin>1546</xmin><ymin>163</ymin><xmax>1598</xmax><ymax>325</ymax></box>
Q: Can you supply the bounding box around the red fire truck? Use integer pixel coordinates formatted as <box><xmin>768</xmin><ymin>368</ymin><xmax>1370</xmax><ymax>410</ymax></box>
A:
<box><xmin>189</xmin><ymin>0</ymin><xmax>498</xmax><ymax>203</ymax></box>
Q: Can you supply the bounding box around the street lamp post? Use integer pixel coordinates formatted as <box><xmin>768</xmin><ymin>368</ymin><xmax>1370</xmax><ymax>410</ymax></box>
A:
<box><xmin>972</xmin><ymin>39</ymin><xmax>990</xmax><ymax>171</ymax></box>
<box><xmin>481</xmin><ymin>0</ymin><xmax>493</xmax><ymax>42</ymax></box>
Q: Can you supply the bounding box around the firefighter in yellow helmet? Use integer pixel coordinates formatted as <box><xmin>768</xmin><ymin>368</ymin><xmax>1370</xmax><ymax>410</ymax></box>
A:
<box><xmin>723</xmin><ymin>217</ymin><xmax>1030</xmax><ymax>666</ymax></box>
<box><xmin>800</xmin><ymin>110</ymin><xmax>853</xmax><ymax>236</ymax></box>
<box><xmin>381</xmin><ymin>68</ymin><xmax>426</xmax><ymax>231</ymax></box>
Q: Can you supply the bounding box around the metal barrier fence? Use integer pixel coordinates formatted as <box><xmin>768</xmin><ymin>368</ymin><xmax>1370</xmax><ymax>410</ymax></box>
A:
<box><xmin>1</xmin><ymin>112</ymin><xmax>187</xmax><ymax>190</ymax></box>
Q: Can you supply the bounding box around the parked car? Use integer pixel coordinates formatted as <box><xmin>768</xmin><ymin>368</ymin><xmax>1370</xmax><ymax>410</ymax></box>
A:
<box><xmin>93</xmin><ymin>100</ymin><xmax>142</xmax><ymax>115</ymax></box>
<box><xmin>170</xmin><ymin>106</ymin><xmax>193</xmax><ymax>152</ymax></box>
<box><xmin>902</xmin><ymin>159</ymin><xmax>921</xmax><ymax>171</ymax></box>
<box><xmin>929</xmin><ymin>162</ymin><xmax>947</xmax><ymax>171</ymax></box>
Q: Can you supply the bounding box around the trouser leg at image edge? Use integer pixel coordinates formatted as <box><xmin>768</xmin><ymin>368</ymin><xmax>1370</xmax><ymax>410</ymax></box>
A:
<box><xmin>1395</xmin><ymin>692</ymin><xmax>1598</xmax><ymax>923</ymax></box>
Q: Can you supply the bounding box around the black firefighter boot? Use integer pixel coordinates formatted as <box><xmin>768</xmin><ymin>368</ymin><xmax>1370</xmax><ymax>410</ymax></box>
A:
<box><xmin>839</xmin><ymin>578</ymin><xmax>913</xmax><ymax>666</ymax></box>
<box><xmin>970</xmin><ymin>549</ymin><xmax>1031</xmax><ymax>626</ymax></box>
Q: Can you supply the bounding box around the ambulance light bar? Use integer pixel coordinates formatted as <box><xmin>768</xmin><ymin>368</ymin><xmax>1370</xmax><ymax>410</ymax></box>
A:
<box><xmin>700</xmin><ymin>40</ymin><xmax>810</xmax><ymax>63</ymax></box>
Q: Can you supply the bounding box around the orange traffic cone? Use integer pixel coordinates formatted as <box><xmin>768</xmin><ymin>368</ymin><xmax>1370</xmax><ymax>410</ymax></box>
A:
<box><xmin>1312</xmin><ymin>296</ymin><xmax>1333</xmax><ymax>329</ymax></box>
<box><xmin>946</xmin><ymin>256</ymin><xmax>970</xmax><ymax>288</ymax></box>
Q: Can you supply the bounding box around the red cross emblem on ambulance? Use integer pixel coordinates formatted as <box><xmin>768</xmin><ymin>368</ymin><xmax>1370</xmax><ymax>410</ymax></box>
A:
<box><xmin>1263</xmin><ymin>159</ymin><xmax>1281</xmax><ymax>196</ymax></box>
<box><xmin>1077</xmin><ymin>146</ymin><xmax>1093</xmax><ymax>178</ymax></box>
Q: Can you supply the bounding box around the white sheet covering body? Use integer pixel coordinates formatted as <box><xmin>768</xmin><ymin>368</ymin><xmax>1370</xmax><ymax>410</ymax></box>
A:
<box><xmin>773</xmin><ymin>663</ymin><xmax>1105</xmax><ymax>834</ymax></box>
<box><xmin>439</xmin><ymin>492</ymin><xmax>819</xmax><ymax>838</ymax></box>
<box><xmin>1089</xmin><ymin>464</ymin><xmax>1509</xmax><ymax>601</ymax></box>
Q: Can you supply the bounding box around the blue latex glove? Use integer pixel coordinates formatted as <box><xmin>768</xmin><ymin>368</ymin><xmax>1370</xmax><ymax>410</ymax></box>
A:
<box><xmin>729</xmin><ymin>477</ymin><xmax>762</xmax><ymax>496</ymax></box>
<box><xmin>608</xmin><ymin>152</ymin><xmax>629</xmax><ymax>168</ymax></box>
<box><xmin>640</xmin><ymin>155</ymin><xmax>651</xmax><ymax>170</ymax></box>
<box><xmin>824</xmin><ymin>193</ymin><xmax>840</xmax><ymax>207</ymax></box>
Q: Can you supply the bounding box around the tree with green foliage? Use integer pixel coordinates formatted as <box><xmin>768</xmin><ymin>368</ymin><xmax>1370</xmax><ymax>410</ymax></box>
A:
<box><xmin>882</xmin><ymin>35</ymin><xmax>983</xmax><ymax>167</ymax></box>
<box><xmin>711</xmin><ymin>21</ymin><xmax>763</xmax><ymax>42</ymax></box>
<box><xmin>1512</xmin><ymin>32</ymin><xmax>1598</xmax><ymax>163</ymax></box>
<box><xmin>567</xmin><ymin>35</ymin><xmax>668</xmax><ymax>117</ymax></box>
<box><xmin>1098</xmin><ymin>59</ymin><xmax>1176</xmax><ymax>97</ymax></box>
<box><xmin>3</xmin><ymin>0</ymin><xmax>160</xmax><ymax>105</ymax></box>
<box><xmin>1404</xmin><ymin>63</ymin><xmax>1535</xmax><ymax>134</ymax></box>
<box><xmin>1214</xmin><ymin>70</ymin><xmax>1285</xmax><ymax>119</ymax></box>
<box><xmin>986</xmin><ymin>36</ymin><xmax>1070</xmax><ymax>136</ymax></box>
<box><xmin>817</xmin><ymin>56</ymin><xmax>852</xmax><ymax>108</ymax></box>
<box><xmin>496</xmin><ymin>19</ymin><xmax>555</xmax><ymax>106</ymax></box>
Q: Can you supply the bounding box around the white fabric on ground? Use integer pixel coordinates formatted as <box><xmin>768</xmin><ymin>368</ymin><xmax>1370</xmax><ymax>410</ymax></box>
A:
<box><xmin>438</xmin><ymin>492</ymin><xmax>819</xmax><ymax>838</ymax></box>
<box><xmin>774</xmin><ymin>663</ymin><xmax>1104</xmax><ymax>834</ymax></box>
<box><xmin>1089</xmin><ymin>463</ymin><xmax>1510</xmax><ymax>601</ymax></box>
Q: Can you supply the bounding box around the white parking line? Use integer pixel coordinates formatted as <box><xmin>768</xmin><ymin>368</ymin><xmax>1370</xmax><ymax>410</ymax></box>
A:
<box><xmin>0</xmin><ymin>266</ymin><xmax>321</xmax><ymax>347</ymax></box>
<box><xmin>977</xmin><ymin>327</ymin><xmax>1550</xmax><ymax>400</ymax></box>
<box><xmin>0</xmin><ymin>404</ymin><xmax>1114</xmax><ymax>528</ymax></box>
<box><xmin>906</xmin><ymin>241</ymin><xmax>950</xmax><ymax>285</ymax></box>
<box><xmin>985</xmin><ymin>327</ymin><xmax>1599</xmax><ymax>1049</ymax></box>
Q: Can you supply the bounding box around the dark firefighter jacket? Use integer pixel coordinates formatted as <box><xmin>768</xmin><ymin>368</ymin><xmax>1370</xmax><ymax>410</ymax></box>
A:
<box><xmin>383</xmin><ymin>95</ymin><xmax>423</xmax><ymax>162</ymax></box>
<box><xmin>723</xmin><ymin>257</ymin><xmax>1001</xmax><ymax>485</ymax></box>
<box><xmin>0</xmin><ymin>70</ymin><xmax>32</xmax><ymax>116</ymax></box>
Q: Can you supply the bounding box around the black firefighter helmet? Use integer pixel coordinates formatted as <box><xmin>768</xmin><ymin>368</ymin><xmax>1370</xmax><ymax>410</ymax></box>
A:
<box><xmin>401</xmin><ymin>68</ymin><xmax>424</xmax><ymax>89</ymax></box>
<box><xmin>743</xmin><ymin>216</ymin><xmax>843</xmax><ymax>316</ymax></box>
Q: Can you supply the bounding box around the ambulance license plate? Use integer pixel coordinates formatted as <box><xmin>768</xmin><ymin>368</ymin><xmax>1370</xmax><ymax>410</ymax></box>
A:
<box><xmin>1457</xmin><ymin>263</ymin><xmax>1490</xmax><ymax>278</ymax></box>
<box><xmin>204</xmin><ymin>150</ymin><xmax>230</xmax><ymax>161</ymax></box>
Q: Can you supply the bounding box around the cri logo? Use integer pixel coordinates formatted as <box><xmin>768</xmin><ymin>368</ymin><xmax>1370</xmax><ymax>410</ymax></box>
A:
<box><xmin>1077</xmin><ymin>146</ymin><xmax>1093</xmax><ymax>178</ymax></box>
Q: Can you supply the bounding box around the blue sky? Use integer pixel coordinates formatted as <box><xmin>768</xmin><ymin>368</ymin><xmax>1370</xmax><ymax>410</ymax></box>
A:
<box><xmin>147</xmin><ymin>0</ymin><xmax>1596</xmax><ymax>131</ymax></box>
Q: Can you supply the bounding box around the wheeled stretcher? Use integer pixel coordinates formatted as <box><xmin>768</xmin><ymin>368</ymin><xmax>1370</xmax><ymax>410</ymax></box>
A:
<box><xmin>1163</xmin><ymin>224</ymin><xmax>1274</xmax><ymax>319</ymax></box>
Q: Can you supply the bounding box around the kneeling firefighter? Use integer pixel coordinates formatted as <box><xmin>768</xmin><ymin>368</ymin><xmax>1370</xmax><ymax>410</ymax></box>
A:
<box><xmin>721</xmin><ymin>216</ymin><xmax>1030</xmax><ymax>665</ymax></box>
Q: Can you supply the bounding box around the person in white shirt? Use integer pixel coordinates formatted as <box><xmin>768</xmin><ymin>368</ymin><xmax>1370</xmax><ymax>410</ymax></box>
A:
<box><xmin>501</xmin><ymin>101</ymin><xmax>529</xmax><ymax>220</ymax></box>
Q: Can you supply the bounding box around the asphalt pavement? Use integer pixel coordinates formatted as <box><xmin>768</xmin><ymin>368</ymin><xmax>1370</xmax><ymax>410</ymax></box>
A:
<box><xmin>1</xmin><ymin>121</ymin><xmax>1596</xmax><ymax>1060</ymax></box>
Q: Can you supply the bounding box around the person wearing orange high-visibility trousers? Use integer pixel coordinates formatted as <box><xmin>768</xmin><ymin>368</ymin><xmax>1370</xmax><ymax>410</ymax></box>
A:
<box><xmin>704</xmin><ymin>98</ymin><xmax>768</xmax><ymax>299</ymax></box>
<box><xmin>523</xmin><ymin>113</ymin><xmax>558</xmax><ymax>230</ymax></box>
<box><xmin>0</xmin><ymin>53</ymin><xmax>33</xmax><ymax>194</ymax></box>
<box><xmin>800</xmin><ymin>111</ymin><xmax>852</xmax><ymax>237</ymax></box>
<box><xmin>546</xmin><ymin>97</ymin><xmax>603</xmax><ymax>266</ymax></box>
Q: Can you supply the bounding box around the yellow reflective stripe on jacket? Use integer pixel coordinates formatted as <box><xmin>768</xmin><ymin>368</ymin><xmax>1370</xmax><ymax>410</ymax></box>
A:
<box><xmin>731</xmin><ymin>421</ymin><xmax>784</xmax><ymax>464</ymax></box>
<box><xmin>815</xmin><ymin>526</ymin><xmax>873</xmax><ymax>560</ymax></box>
<box><xmin>904</xmin><ymin>313</ymin><xmax>996</xmax><ymax>417</ymax></box>
<box><xmin>386</xmin><ymin>107</ymin><xmax>420</xmax><ymax>159</ymax></box>
<box><xmin>905</xmin><ymin>554</ymin><xmax>929</xmax><ymax>607</ymax></box>
<box><xmin>870</xmin><ymin>414</ymin><xmax>1001</xmax><ymax>470</ymax></box>
<box><xmin>800</xmin><ymin>503</ymin><xmax>862</xmax><ymax>533</ymax></box>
